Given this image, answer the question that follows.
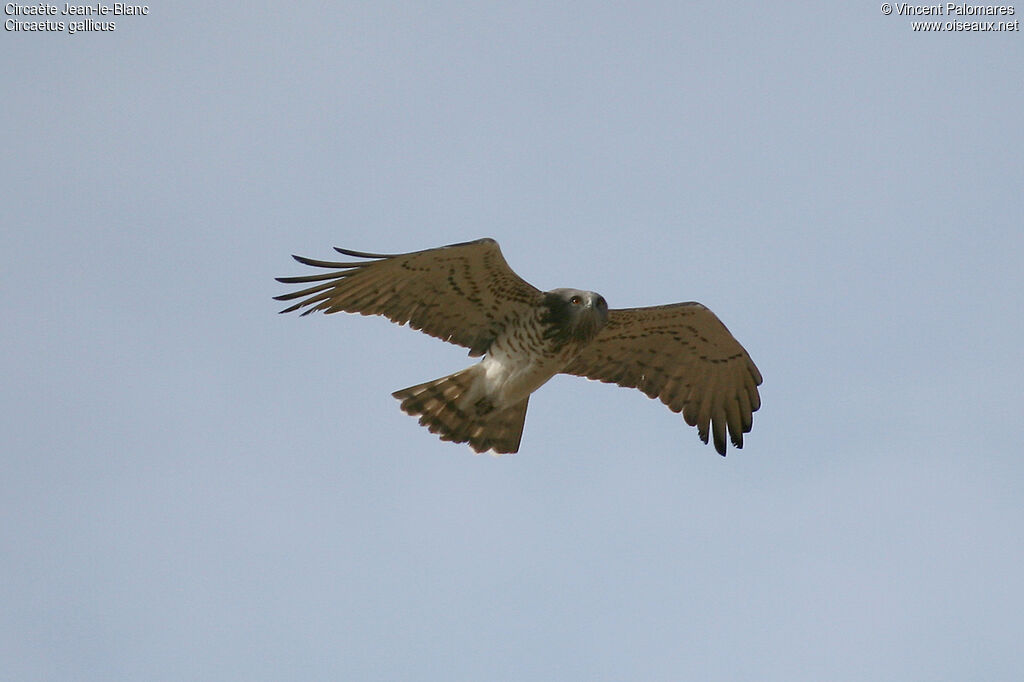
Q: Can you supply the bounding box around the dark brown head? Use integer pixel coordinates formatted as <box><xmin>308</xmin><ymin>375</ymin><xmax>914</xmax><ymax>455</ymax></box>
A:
<box><xmin>541</xmin><ymin>288</ymin><xmax>609</xmax><ymax>347</ymax></box>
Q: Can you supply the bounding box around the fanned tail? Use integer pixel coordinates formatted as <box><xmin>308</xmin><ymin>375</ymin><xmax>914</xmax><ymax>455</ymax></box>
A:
<box><xmin>392</xmin><ymin>368</ymin><xmax>529</xmax><ymax>455</ymax></box>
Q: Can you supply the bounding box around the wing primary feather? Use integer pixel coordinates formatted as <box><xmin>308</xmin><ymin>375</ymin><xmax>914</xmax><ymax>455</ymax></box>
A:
<box><xmin>695</xmin><ymin>382</ymin><xmax>714</xmax><ymax>446</ymax></box>
<box><xmin>737</xmin><ymin>386</ymin><xmax>753</xmax><ymax>432</ymax></box>
<box><xmin>275</xmin><ymin>271</ymin><xmax>349</xmax><ymax>284</ymax></box>
<box><xmin>747</xmin><ymin>382</ymin><xmax>762</xmax><ymax>412</ymax></box>
<box><xmin>333</xmin><ymin>247</ymin><xmax>396</xmax><ymax>259</ymax></box>
<box><xmin>292</xmin><ymin>254</ymin><xmax>366</xmax><ymax>269</ymax></box>
<box><xmin>273</xmin><ymin>280</ymin><xmax>345</xmax><ymax>302</ymax></box>
<box><xmin>726</xmin><ymin>395</ymin><xmax>745</xmax><ymax>448</ymax></box>
<box><xmin>682</xmin><ymin>399</ymin><xmax>699</xmax><ymax>427</ymax></box>
<box><xmin>711</xmin><ymin>406</ymin><xmax>728</xmax><ymax>456</ymax></box>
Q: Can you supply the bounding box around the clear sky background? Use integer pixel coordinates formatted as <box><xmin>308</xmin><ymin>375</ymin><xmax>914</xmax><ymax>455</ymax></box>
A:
<box><xmin>3</xmin><ymin>3</ymin><xmax>1023</xmax><ymax>680</ymax></box>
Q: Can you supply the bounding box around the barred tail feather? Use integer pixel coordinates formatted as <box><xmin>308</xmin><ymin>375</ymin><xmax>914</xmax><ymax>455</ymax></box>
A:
<box><xmin>392</xmin><ymin>369</ymin><xmax>529</xmax><ymax>454</ymax></box>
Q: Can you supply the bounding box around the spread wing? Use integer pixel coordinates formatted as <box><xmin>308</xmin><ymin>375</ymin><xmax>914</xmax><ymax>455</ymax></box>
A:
<box><xmin>274</xmin><ymin>238</ymin><xmax>542</xmax><ymax>357</ymax></box>
<box><xmin>561</xmin><ymin>303</ymin><xmax>762</xmax><ymax>455</ymax></box>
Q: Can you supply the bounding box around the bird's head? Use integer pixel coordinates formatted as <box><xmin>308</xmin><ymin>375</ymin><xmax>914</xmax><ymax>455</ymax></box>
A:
<box><xmin>541</xmin><ymin>288</ymin><xmax>609</xmax><ymax>346</ymax></box>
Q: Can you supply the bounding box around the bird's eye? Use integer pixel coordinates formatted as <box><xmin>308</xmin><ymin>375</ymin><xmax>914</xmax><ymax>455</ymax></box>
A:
<box><xmin>570</xmin><ymin>295</ymin><xmax>583</xmax><ymax>305</ymax></box>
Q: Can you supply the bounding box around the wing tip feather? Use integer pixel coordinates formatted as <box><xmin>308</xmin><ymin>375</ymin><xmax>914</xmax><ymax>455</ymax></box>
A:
<box><xmin>333</xmin><ymin>246</ymin><xmax>396</xmax><ymax>259</ymax></box>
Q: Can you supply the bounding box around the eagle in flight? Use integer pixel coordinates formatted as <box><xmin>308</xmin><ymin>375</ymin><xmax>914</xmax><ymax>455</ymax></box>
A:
<box><xmin>275</xmin><ymin>238</ymin><xmax>761</xmax><ymax>456</ymax></box>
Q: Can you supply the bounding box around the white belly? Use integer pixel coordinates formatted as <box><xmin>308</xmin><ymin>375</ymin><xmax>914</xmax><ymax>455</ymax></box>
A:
<box><xmin>478</xmin><ymin>341</ymin><xmax>576</xmax><ymax>409</ymax></box>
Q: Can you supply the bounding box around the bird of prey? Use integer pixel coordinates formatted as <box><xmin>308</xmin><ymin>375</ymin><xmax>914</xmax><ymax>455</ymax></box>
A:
<box><xmin>275</xmin><ymin>238</ymin><xmax>761</xmax><ymax>455</ymax></box>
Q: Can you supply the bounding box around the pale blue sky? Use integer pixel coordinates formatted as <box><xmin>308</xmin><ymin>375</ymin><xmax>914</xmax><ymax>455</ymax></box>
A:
<box><xmin>3</xmin><ymin>3</ymin><xmax>1023</xmax><ymax>680</ymax></box>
